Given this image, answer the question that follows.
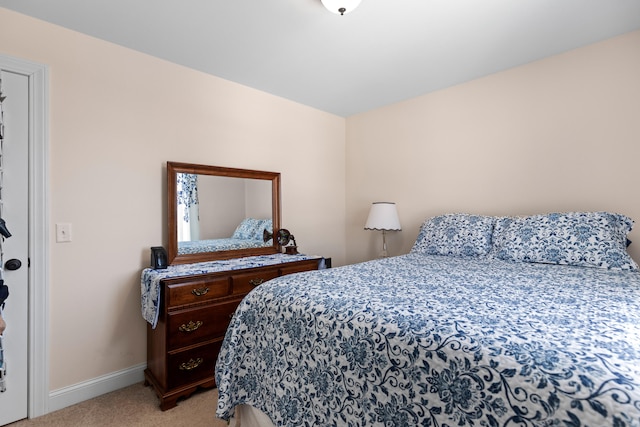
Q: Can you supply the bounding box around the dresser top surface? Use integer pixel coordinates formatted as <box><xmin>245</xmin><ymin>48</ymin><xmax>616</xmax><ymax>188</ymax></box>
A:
<box><xmin>143</xmin><ymin>253</ymin><xmax>321</xmax><ymax>282</ymax></box>
<box><xmin>141</xmin><ymin>253</ymin><xmax>322</xmax><ymax>328</ymax></box>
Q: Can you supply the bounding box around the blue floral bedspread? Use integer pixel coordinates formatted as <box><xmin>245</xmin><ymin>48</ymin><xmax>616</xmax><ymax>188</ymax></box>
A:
<box><xmin>215</xmin><ymin>253</ymin><xmax>640</xmax><ymax>426</ymax></box>
<box><xmin>177</xmin><ymin>238</ymin><xmax>270</xmax><ymax>255</ymax></box>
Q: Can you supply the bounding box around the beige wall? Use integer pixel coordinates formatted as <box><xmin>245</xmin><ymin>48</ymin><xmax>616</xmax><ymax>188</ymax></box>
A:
<box><xmin>0</xmin><ymin>8</ymin><xmax>346</xmax><ymax>391</ymax></box>
<box><xmin>346</xmin><ymin>30</ymin><xmax>640</xmax><ymax>264</ymax></box>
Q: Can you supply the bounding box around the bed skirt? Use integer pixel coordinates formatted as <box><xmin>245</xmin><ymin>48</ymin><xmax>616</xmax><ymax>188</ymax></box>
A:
<box><xmin>229</xmin><ymin>404</ymin><xmax>275</xmax><ymax>427</ymax></box>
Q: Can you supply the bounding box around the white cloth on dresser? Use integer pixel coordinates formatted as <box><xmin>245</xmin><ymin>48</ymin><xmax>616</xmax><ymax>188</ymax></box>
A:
<box><xmin>140</xmin><ymin>253</ymin><xmax>323</xmax><ymax>328</ymax></box>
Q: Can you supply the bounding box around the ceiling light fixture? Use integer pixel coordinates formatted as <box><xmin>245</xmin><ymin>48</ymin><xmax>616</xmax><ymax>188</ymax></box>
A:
<box><xmin>321</xmin><ymin>0</ymin><xmax>362</xmax><ymax>15</ymax></box>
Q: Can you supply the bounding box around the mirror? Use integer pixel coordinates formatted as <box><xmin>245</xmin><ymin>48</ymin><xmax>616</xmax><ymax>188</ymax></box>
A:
<box><xmin>167</xmin><ymin>162</ymin><xmax>281</xmax><ymax>265</ymax></box>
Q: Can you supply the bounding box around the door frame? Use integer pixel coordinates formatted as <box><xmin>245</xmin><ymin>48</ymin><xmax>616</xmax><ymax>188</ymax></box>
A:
<box><xmin>0</xmin><ymin>54</ymin><xmax>50</xmax><ymax>418</ymax></box>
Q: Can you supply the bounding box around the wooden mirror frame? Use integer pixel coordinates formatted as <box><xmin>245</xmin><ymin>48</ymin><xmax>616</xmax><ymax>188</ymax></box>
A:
<box><xmin>167</xmin><ymin>161</ymin><xmax>281</xmax><ymax>265</ymax></box>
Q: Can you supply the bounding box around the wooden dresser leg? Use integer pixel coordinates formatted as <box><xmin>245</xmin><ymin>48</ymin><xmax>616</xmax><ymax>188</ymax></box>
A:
<box><xmin>160</xmin><ymin>396</ymin><xmax>179</xmax><ymax>411</ymax></box>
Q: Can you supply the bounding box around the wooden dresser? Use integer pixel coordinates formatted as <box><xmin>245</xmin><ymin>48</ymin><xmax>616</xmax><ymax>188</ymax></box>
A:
<box><xmin>143</xmin><ymin>256</ymin><xmax>323</xmax><ymax>410</ymax></box>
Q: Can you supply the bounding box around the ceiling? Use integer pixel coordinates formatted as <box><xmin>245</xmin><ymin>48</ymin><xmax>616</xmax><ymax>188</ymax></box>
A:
<box><xmin>1</xmin><ymin>0</ymin><xmax>639</xmax><ymax>117</ymax></box>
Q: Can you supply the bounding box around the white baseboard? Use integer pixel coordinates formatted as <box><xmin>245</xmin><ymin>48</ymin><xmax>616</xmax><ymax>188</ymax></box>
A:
<box><xmin>47</xmin><ymin>363</ymin><xmax>146</xmax><ymax>414</ymax></box>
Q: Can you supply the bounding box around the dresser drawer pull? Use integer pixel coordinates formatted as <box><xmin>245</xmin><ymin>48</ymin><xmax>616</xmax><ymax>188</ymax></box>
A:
<box><xmin>191</xmin><ymin>287</ymin><xmax>209</xmax><ymax>296</ymax></box>
<box><xmin>178</xmin><ymin>320</ymin><xmax>203</xmax><ymax>333</ymax></box>
<box><xmin>178</xmin><ymin>357</ymin><xmax>204</xmax><ymax>371</ymax></box>
<box><xmin>249</xmin><ymin>278</ymin><xmax>264</xmax><ymax>287</ymax></box>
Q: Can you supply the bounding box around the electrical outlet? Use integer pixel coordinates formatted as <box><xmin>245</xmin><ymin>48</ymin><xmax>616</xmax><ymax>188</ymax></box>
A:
<box><xmin>56</xmin><ymin>223</ymin><xmax>72</xmax><ymax>242</ymax></box>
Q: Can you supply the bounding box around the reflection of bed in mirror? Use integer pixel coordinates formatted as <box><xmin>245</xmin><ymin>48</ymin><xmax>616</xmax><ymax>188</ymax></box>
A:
<box><xmin>178</xmin><ymin>238</ymin><xmax>271</xmax><ymax>254</ymax></box>
<box><xmin>178</xmin><ymin>217</ymin><xmax>274</xmax><ymax>254</ymax></box>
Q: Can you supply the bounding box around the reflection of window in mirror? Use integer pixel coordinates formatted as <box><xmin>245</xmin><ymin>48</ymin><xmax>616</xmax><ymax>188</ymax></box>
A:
<box><xmin>176</xmin><ymin>173</ymin><xmax>200</xmax><ymax>242</ymax></box>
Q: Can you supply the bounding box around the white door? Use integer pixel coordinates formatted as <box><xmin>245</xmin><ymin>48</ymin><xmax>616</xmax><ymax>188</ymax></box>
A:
<box><xmin>0</xmin><ymin>70</ymin><xmax>30</xmax><ymax>425</ymax></box>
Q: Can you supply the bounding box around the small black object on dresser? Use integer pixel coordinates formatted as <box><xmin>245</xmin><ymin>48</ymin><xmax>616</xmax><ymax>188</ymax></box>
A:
<box><xmin>150</xmin><ymin>246</ymin><xmax>168</xmax><ymax>269</ymax></box>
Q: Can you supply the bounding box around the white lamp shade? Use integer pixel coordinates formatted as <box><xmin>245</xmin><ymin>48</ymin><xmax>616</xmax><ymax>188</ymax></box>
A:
<box><xmin>364</xmin><ymin>202</ymin><xmax>401</xmax><ymax>231</ymax></box>
<box><xmin>321</xmin><ymin>0</ymin><xmax>362</xmax><ymax>15</ymax></box>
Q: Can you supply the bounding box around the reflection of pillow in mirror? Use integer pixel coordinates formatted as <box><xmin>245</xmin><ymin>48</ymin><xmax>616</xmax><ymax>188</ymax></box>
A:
<box><xmin>232</xmin><ymin>218</ymin><xmax>261</xmax><ymax>240</ymax></box>
<box><xmin>255</xmin><ymin>219</ymin><xmax>273</xmax><ymax>241</ymax></box>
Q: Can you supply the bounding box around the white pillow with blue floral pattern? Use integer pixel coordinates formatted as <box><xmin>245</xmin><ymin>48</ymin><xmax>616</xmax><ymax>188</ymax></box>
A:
<box><xmin>232</xmin><ymin>218</ymin><xmax>273</xmax><ymax>241</ymax></box>
<box><xmin>253</xmin><ymin>218</ymin><xmax>273</xmax><ymax>241</ymax></box>
<box><xmin>411</xmin><ymin>214</ymin><xmax>495</xmax><ymax>257</ymax></box>
<box><xmin>232</xmin><ymin>218</ymin><xmax>262</xmax><ymax>240</ymax></box>
<box><xmin>491</xmin><ymin>212</ymin><xmax>638</xmax><ymax>270</ymax></box>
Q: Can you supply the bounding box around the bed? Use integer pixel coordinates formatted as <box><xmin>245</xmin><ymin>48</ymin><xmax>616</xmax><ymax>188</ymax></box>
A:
<box><xmin>177</xmin><ymin>217</ymin><xmax>272</xmax><ymax>255</ymax></box>
<box><xmin>177</xmin><ymin>237</ymin><xmax>271</xmax><ymax>254</ymax></box>
<box><xmin>215</xmin><ymin>212</ymin><xmax>640</xmax><ymax>426</ymax></box>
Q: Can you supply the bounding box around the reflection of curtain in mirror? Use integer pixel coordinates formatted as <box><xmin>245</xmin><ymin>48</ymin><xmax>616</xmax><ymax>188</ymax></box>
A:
<box><xmin>177</xmin><ymin>173</ymin><xmax>200</xmax><ymax>242</ymax></box>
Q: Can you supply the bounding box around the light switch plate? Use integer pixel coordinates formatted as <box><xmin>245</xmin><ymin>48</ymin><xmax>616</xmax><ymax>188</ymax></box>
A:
<box><xmin>56</xmin><ymin>223</ymin><xmax>72</xmax><ymax>242</ymax></box>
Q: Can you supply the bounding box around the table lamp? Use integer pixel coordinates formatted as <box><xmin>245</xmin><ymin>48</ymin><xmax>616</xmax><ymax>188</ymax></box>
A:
<box><xmin>364</xmin><ymin>202</ymin><xmax>401</xmax><ymax>257</ymax></box>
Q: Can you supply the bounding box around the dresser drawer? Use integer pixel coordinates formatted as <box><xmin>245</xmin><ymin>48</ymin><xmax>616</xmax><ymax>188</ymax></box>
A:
<box><xmin>166</xmin><ymin>277</ymin><xmax>230</xmax><ymax>308</ymax></box>
<box><xmin>279</xmin><ymin>259</ymin><xmax>319</xmax><ymax>276</ymax></box>
<box><xmin>231</xmin><ymin>269</ymin><xmax>279</xmax><ymax>295</ymax></box>
<box><xmin>167</xmin><ymin>300</ymin><xmax>239</xmax><ymax>351</ymax></box>
<box><xmin>167</xmin><ymin>340</ymin><xmax>221</xmax><ymax>389</ymax></box>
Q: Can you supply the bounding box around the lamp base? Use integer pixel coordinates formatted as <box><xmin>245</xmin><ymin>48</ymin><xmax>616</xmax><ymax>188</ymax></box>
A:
<box><xmin>380</xmin><ymin>230</ymin><xmax>389</xmax><ymax>258</ymax></box>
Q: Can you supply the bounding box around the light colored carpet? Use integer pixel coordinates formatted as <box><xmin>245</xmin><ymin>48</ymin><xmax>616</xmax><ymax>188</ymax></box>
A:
<box><xmin>8</xmin><ymin>383</ymin><xmax>229</xmax><ymax>427</ymax></box>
